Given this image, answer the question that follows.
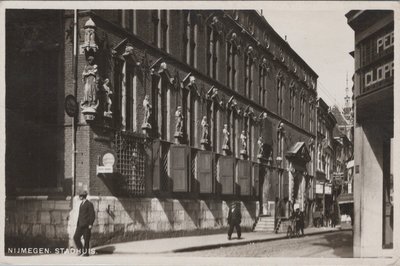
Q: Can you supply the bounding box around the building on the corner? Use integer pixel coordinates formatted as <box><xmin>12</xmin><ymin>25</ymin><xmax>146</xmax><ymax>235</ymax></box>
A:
<box><xmin>346</xmin><ymin>10</ymin><xmax>395</xmax><ymax>257</ymax></box>
<box><xmin>5</xmin><ymin>9</ymin><xmax>320</xmax><ymax>248</ymax></box>
<box><xmin>313</xmin><ymin>98</ymin><xmax>337</xmax><ymax>226</ymax></box>
<box><xmin>331</xmin><ymin>105</ymin><xmax>354</xmax><ymax>224</ymax></box>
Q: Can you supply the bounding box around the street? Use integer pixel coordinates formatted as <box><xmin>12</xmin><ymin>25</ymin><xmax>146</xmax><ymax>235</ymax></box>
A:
<box><xmin>171</xmin><ymin>230</ymin><xmax>353</xmax><ymax>258</ymax></box>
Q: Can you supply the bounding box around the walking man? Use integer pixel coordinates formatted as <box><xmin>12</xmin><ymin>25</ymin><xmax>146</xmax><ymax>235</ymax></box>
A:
<box><xmin>74</xmin><ymin>191</ymin><xmax>95</xmax><ymax>256</ymax></box>
<box><xmin>227</xmin><ymin>201</ymin><xmax>242</xmax><ymax>240</ymax></box>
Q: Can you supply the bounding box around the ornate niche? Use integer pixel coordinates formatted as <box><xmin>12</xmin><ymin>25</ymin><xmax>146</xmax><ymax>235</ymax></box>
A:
<box><xmin>80</xmin><ymin>18</ymin><xmax>100</xmax><ymax>122</ymax></box>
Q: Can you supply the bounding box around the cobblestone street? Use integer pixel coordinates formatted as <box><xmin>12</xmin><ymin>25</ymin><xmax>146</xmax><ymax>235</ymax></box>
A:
<box><xmin>172</xmin><ymin>230</ymin><xmax>353</xmax><ymax>258</ymax></box>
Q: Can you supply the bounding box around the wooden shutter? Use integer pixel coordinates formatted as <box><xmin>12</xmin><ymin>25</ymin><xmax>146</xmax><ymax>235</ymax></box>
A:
<box><xmin>253</xmin><ymin>163</ymin><xmax>259</xmax><ymax>197</ymax></box>
<box><xmin>220</xmin><ymin>157</ymin><xmax>234</xmax><ymax>195</ymax></box>
<box><xmin>198</xmin><ymin>151</ymin><xmax>213</xmax><ymax>193</ymax></box>
<box><xmin>152</xmin><ymin>140</ymin><xmax>161</xmax><ymax>190</ymax></box>
<box><xmin>237</xmin><ymin>160</ymin><xmax>251</xmax><ymax>196</ymax></box>
<box><xmin>171</xmin><ymin>145</ymin><xmax>188</xmax><ymax>192</ymax></box>
<box><xmin>283</xmin><ymin>171</ymin><xmax>289</xmax><ymax>198</ymax></box>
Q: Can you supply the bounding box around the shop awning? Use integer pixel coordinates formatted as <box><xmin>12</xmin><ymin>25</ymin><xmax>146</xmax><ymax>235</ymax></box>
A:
<box><xmin>347</xmin><ymin>160</ymin><xmax>354</xmax><ymax>169</ymax></box>
<box><xmin>315</xmin><ymin>170</ymin><xmax>328</xmax><ymax>182</ymax></box>
<box><xmin>285</xmin><ymin>142</ymin><xmax>311</xmax><ymax>162</ymax></box>
<box><xmin>337</xmin><ymin>193</ymin><xmax>354</xmax><ymax>204</ymax></box>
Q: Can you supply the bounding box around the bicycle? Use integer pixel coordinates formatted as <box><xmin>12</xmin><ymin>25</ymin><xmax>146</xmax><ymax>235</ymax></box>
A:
<box><xmin>286</xmin><ymin>216</ymin><xmax>300</xmax><ymax>238</ymax></box>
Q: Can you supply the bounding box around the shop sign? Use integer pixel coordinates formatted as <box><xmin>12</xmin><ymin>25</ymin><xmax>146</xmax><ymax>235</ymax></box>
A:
<box><xmin>316</xmin><ymin>183</ymin><xmax>324</xmax><ymax>194</ymax></box>
<box><xmin>364</xmin><ymin>61</ymin><xmax>394</xmax><ymax>88</ymax></box>
<box><xmin>377</xmin><ymin>31</ymin><xmax>394</xmax><ymax>53</ymax></box>
<box><xmin>97</xmin><ymin>152</ymin><xmax>116</xmax><ymax>174</ymax></box>
<box><xmin>325</xmin><ymin>184</ymin><xmax>332</xmax><ymax>195</ymax></box>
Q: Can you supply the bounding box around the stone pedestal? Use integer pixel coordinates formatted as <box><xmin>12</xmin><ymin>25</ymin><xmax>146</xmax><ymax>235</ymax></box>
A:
<box><xmin>142</xmin><ymin>123</ymin><xmax>151</xmax><ymax>136</ymax></box>
<box><xmin>222</xmin><ymin>145</ymin><xmax>230</xmax><ymax>155</ymax></box>
<box><xmin>82</xmin><ymin>106</ymin><xmax>97</xmax><ymax>122</ymax></box>
<box><xmin>240</xmin><ymin>149</ymin><xmax>247</xmax><ymax>159</ymax></box>
<box><xmin>174</xmin><ymin>132</ymin><xmax>183</xmax><ymax>144</ymax></box>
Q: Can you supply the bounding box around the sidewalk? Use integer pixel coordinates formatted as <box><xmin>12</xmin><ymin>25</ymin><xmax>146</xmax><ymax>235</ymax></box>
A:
<box><xmin>94</xmin><ymin>226</ymin><xmax>350</xmax><ymax>255</ymax></box>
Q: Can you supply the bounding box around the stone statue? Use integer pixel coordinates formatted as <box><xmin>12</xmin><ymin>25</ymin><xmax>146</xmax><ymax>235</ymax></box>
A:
<box><xmin>103</xmin><ymin>78</ymin><xmax>112</xmax><ymax>117</ymax></box>
<box><xmin>81</xmin><ymin>56</ymin><xmax>99</xmax><ymax>110</ymax></box>
<box><xmin>142</xmin><ymin>95</ymin><xmax>152</xmax><ymax>129</ymax></box>
<box><xmin>175</xmin><ymin>106</ymin><xmax>184</xmax><ymax>137</ymax></box>
<box><xmin>222</xmin><ymin>124</ymin><xmax>230</xmax><ymax>151</ymax></box>
<box><xmin>240</xmin><ymin>130</ymin><xmax>247</xmax><ymax>153</ymax></box>
<box><xmin>200</xmin><ymin>116</ymin><xmax>209</xmax><ymax>144</ymax></box>
<box><xmin>257</xmin><ymin>136</ymin><xmax>265</xmax><ymax>158</ymax></box>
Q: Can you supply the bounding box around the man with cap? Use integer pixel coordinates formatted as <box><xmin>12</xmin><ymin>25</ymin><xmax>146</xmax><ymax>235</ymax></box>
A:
<box><xmin>74</xmin><ymin>191</ymin><xmax>95</xmax><ymax>256</ymax></box>
<box><xmin>227</xmin><ymin>201</ymin><xmax>242</xmax><ymax>240</ymax></box>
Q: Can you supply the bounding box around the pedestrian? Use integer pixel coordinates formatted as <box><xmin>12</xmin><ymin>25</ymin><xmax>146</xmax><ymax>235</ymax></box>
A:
<box><xmin>74</xmin><ymin>191</ymin><xmax>95</xmax><ymax>256</ymax></box>
<box><xmin>299</xmin><ymin>210</ymin><xmax>305</xmax><ymax>236</ymax></box>
<box><xmin>227</xmin><ymin>201</ymin><xmax>242</xmax><ymax>240</ymax></box>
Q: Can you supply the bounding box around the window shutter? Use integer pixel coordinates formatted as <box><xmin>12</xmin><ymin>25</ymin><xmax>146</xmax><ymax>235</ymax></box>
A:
<box><xmin>152</xmin><ymin>140</ymin><xmax>161</xmax><ymax>190</ymax></box>
<box><xmin>238</xmin><ymin>160</ymin><xmax>251</xmax><ymax>196</ymax></box>
<box><xmin>220</xmin><ymin>157</ymin><xmax>234</xmax><ymax>194</ymax></box>
<box><xmin>198</xmin><ymin>151</ymin><xmax>213</xmax><ymax>193</ymax></box>
<box><xmin>253</xmin><ymin>163</ymin><xmax>259</xmax><ymax>197</ymax></box>
<box><xmin>283</xmin><ymin>171</ymin><xmax>289</xmax><ymax>198</ymax></box>
<box><xmin>171</xmin><ymin>145</ymin><xmax>188</xmax><ymax>192</ymax></box>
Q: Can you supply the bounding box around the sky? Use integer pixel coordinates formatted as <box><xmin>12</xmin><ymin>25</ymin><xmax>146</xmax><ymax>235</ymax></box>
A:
<box><xmin>261</xmin><ymin>9</ymin><xmax>355</xmax><ymax>109</ymax></box>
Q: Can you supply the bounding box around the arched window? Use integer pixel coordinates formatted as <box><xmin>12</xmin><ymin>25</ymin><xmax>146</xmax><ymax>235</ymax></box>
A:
<box><xmin>226</xmin><ymin>37</ymin><xmax>238</xmax><ymax>91</ymax></box>
<box><xmin>183</xmin><ymin>11</ymin><xmax>197</xmax><ymax>67</ymax></box>
<box><xmin>259</xmin><ymin>62</ymin><xmax>268</xmax><ymax>107</ymax></box>
<box><xmin>276</xmin><ymin>73</ymin><xmax>284</xmax><ymax>115</ymax></box>
<box><xmin>244</xmin><ymin>49</ymin><xmax>254</xmax><ymax>99</ymax></box>
<box><xmin>206</xmin><ymin>25</ymin><xmax>219</xmax><ymax>79</ymax></box>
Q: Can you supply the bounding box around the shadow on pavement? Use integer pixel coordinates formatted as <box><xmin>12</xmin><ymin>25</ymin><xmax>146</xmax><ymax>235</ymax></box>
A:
<box><xmin>95</xmin><ymin>246</ymin><xmax>116</xmax><ymax>255</ymax></box>
<box><xmin>311</xmin><ymin>230</ymin><xmax>353</xmax><ymax>258</ymax></box>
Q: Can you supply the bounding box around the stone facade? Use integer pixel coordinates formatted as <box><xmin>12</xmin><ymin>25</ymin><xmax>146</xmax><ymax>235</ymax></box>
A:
<box><xmin>6</xmin><ymin>9</ymin><xmax>319</xmax><ymax>249</ymax></box>
<box><xmin>6</xmin><ymin>197</ymin><xmax>258</xmax><ymax>248</ymax></box>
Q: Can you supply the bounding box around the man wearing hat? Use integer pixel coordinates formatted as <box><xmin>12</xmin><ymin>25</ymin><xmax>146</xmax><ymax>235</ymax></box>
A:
<box><xmin>73</xmin><ymin>191</ymin><xmax>95</xmax><ymax>256</ymax></box>
<box><xmin>227</xmin><ymin>201</ymin><xmax>242</xmax><ymax>240</ymax></box>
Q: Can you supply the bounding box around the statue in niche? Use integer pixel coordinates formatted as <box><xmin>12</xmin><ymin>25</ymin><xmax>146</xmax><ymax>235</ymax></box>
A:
<box><xmin>240</xmin><ymin>130</ymin><xmax>247</xmax><ymax>154</ymax></box>
<box><xmin>81</xmin><ymin>55</ymin><xmax>99</xmax><ymax>110</ymax></box>
<box><xmin>142</xmin><ymin>95</ymin><xmax>152</xmax><ymax>129</ymax></box>
<box><xmin>222</xmin><ymin>124</ymin><xmax>230</xmax><ymax>151</ymax></box>
<box><xmin>200</xmin><ymin>116</ymin><xmax>209</xmax><ymax>145</ymax></box>
<box><xmin>257</xmin><ymin>136</ymin><xmax>265</xmax><ymax>158</ymax></box>
<box><xmin>174</xmin><ymin>106</ymin><xmax>184</xmax><ymax>137</ymax></box>
<box><xmin>103</xmin><ymin>78</ymin><xmax>113</xmax><ymax>118</ymax></box>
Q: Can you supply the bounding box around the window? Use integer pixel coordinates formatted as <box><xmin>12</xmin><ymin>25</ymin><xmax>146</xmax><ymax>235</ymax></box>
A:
<box><xmin>309</xmin><ymin>103</ymin><xmax>314</xmax><ymax>133</ymax></box>
<box><xmin>152</xmin><ymin>10</ymin><xmax>159</xmax><ymax>46</ymax></box>
<box><xmin>121</xmin><ymin>10</ymin><xmax>134</xmax><ymax>33</ymax></box>
<box><xmin>277</xmin><ymin>74</ymin><xmax>284</xmax><ymax>115</ymax></box>
<box><xmin>227</xmin><ymin>41</ymin><xmax>238</xmax><ymax>91</ymax></box>
<box><xmin>160</xmin><ymin>10</ymin><xmax>169</xmax><ymax>52</ymax></box>
<box><xmin>300</xmin><ymin>94</ymin><xmax>305</xmax><ymax>128</ymax></box>
<box><xmin>245</xmin><ymin>51</ymin><xmax>254</xmax><ymax>98</ymax></box>
<box><xmin>289</xmin><ymin>87</ymin><xmax>295</xmax><ymax>122</ymax></box>
<box><xmin>259</xmin><ymin>64</ymin><xmax>268</xmax><ymax>107</ymax></box>
<box><xmin>114</xmin><ymin>59</ymin><xmax>136</xmax><ymax>132</ymax></box>
<box><xmin>206</xmin><ymin>26</ymin><xmax>219</xmax><ymax>79</ymax></box>
<box><xmin>152</xmin><ymin>10</ymin><xmax>169</xmax><ymax>51</ymax></box>
<box><xmin>183</xmin><ymin>11</ymin><xmax>197</xmax><ymax>67</ymax></box>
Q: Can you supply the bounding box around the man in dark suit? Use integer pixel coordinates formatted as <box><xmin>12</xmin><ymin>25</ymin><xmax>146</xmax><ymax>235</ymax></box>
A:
<box><xmin>74</xmin><ymin>191</ymin><xmax>95</xmax><ymax>256</ymax></box>
<box><xmin>227</xmin><ymin>201</ymin><xmax>242</xmax><ymax>240</ymax></box>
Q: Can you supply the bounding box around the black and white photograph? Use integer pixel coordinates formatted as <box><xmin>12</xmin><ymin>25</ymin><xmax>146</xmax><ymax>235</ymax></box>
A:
<box><xmin>0</xmin><ymin>1</ymin><xmax>399</xmax><ymax>265</ymax></box>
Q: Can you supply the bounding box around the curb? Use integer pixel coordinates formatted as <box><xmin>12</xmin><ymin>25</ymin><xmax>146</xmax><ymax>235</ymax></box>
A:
<box><xmin>95</xmin><ymin>228</ymin><xmax>351</xmax><ymax>254</ymax></box>
<box><xmin>172</xmin><ymin>228</ymin><xmax>351</xmax><ymax>253</ymax></box>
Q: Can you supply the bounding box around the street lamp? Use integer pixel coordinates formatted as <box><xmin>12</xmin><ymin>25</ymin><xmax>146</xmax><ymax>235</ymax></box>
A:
<box><xmin>276</xmin><ymin>156</ymin><xmax>282</xmax><ymax>168</ymax></box>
